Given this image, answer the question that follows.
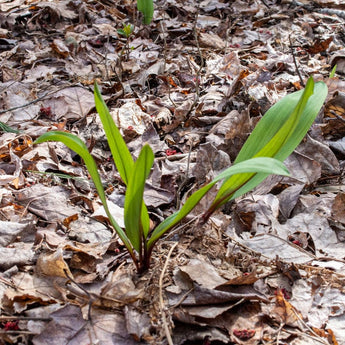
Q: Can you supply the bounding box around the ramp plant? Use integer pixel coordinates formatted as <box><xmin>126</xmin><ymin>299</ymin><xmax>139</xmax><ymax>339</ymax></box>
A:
<box><xmin>34</xmin><ymin>77</ymin><xmax>327</xmax><ymax>273</ymax></box>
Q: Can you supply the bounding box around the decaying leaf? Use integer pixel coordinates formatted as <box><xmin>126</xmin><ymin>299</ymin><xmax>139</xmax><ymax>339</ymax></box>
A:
<box><xmin>36</xmin><ymin>248</ymin><xmax>73</xmax><ymax>279</ymax></box>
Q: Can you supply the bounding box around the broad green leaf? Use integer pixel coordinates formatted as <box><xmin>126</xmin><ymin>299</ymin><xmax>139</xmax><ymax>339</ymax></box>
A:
<box><xmin>236</xmin><ymin>79</ymin><xmax>327</xmax><ymax>163</ymax></box>
<box><xmin>253</xmin><ymin>77</ymin><xmax>314</xmax><ymax>158</ymax></box>
<box><xmin>213</xmin><ymin>79</ymin><xmax>313</xmax><ymax>205</ymax></box>
<box><xmin>34</xmin><ymin>131</ymin><xmax>133</xmax><ymax>255</ymax></box>
<box><xmin>94</xmin><ymin>82</ymin><xmax>134</xmax><ymax>185</ymax></box>
<box><xmin>210</xmin><ymin>78</ymin><xmax>328</xmax><ymax>209</ymax></box>
<box><xmin>147</xmin><ymin>156</ymin><xmax>289</xmax><ymax>248</ymax></box>
<box><xmin>124</xmin><ymin>144</ymin><xmax>154</xmax><ymax>252</ymax></box>
<box><xmin>137</xmin><ymin>0</ymin><xmax>154</xmax><ymax>25</ymax></box>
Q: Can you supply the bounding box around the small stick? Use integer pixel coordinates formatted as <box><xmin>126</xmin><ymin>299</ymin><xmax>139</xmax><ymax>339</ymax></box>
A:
<box><xmin>160</xmin><ymin>18</ymin><xmax>176</xmax><ymax>108</ymax></box>
<box><xmin>0</xmin><ymin>316</ymin><xmax>51</xmax><ymax>321</ymax></box>
<box><xmin>176</xmin><ymin>144</ymin><xmax>193</xmax><ymax>209</ymax></box>
<box><xmin>159</xmin><ymin>242</ymin><xmax>178</xmax><ymax>345</ymax></box>
<box><xmin>0</xmin><ymin>84</ymin><xmax>79</xmax><ymax>116</ymax></box>
<box><xmin>291</xmin><ymin>307</ymin><xmax>330</xmax><ymax>345</ymax></box>
<box><xmin>289</xmin><ymin>35</ymin><xmax>305</xmax><ymax>87</ymax></box>
<box><xmin>63</xmin><ymin>269</ymin><xmax>94</xmax><ymax>321</ymax></box>
<box><xmin>192</xmin><ymin>8</ymin><xmax>203</xmax><ymax>102</ymax></box>
<box><xmin>155</xmin><ymin>152</ymin><xmax>197</xmax><ymax>162</ymax></box>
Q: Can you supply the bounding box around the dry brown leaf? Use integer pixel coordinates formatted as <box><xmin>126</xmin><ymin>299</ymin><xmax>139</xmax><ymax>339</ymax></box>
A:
<box><xmin>36</xmin><ymin>248</ymin><xmax>73</xmax><ymax>279</ymax></box>
<box><xmin>217</xmin><ymin>271</ymin><xmax>259</xmax><ymax>287</ymax></box>
<box><xmin>272</xmin><ymin>289</ymin><xmax>302</xmax><ymax>327</ymax></box>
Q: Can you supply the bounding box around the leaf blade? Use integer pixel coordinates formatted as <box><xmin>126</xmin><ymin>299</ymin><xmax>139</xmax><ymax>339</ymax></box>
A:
<box><xmin>94</xmin><ymin>82</ymin><xmax>134</xmax><ymax>185</ymax></box>
<box><xmin>34</xmin><ymin>131</ymin><xmax>133</xmax><ymax>254</ymax></box>
<box><xmin>211</xmin><ymin>79</ymin><xmax>328</xmax><ymax>209</ymax></box>
<box><xmin>235</xmin><ymin>80</ymin><xmax>327</xmax><ymax>163</ymax></box>
<box><xmin>124</xmin><ymin>144</ymin><xmax>154</xmax><ymax>252</ymax></box>
<box><xmin>147</xmin><ymin>157</ymin><xmax>289</xmax><ymax>248</ymax></box>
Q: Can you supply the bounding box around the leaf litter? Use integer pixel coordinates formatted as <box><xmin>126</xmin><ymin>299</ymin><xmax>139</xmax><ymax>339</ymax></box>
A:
<box><xmin>0</xmin><ymin>0</ymin><xmax>345</xmax><ymax>344</ymax></box>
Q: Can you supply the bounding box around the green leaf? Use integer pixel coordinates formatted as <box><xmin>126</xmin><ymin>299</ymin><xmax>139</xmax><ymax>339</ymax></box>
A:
<box><xmin>0</xmin><ymin>122</ymin><xmax>19</xmax><ymax>133</ymax></box>
<box><xmin>211</xmin><ymin>78</ymin><xmax>328</xmax><ymax>209</ymax></box>
<box><xmin>124</xmin><ymin>144</ymin><xmax>154</xmax><ymax>252</ymax></box>
<box><xmin>94</xmin><ymin>82</ymin><xmax>134</xmax><ymax>185</ymax></box>
<box><xmin>254</xmin><ymin>77</ymin><xmax>314</xmax><ymax>158</ymax></box>
<box><xmin>236</xmin><ymin>79</ymin><xmax>327</xmax><ymax>163</ymax></box>
<box><xmin>147</xmin><ymin>156</ymin><xmax>289</xmax><ymax>248</ymax></box>
<box><xmin>117</xmin><ymin>24</ymin><xmax>134</xmax><ymax>38</ymax></box>
<box><xmin>34</xmin><ymin>131</ymin><xmax>133</xmax><ymax>255</ymax></box>
<box><xmin>330</xmin><ymin>64</ymin><xmax>337</xmax><ymax>78</ymax></box>
<box><xmin>137</xmin><ymin>0</ymin><xmax>154</xmax><ymax>25</ymax></box>
<box><xmin>117</xmin><ymin>29</ymin><xmax>126</xmax><ymax>37</ymax></box>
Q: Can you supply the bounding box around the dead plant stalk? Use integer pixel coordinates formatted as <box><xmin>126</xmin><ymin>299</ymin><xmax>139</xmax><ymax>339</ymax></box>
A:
<box><xmin>159</xmin><ymin>242</ymin><xmax>178</xmax><ymax>345</ymax></box>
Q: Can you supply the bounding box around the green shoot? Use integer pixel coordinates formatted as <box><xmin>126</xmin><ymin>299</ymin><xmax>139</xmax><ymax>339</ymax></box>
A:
<box><xmin>34</xmin><ymin>77</ymin><xmax>328</xmax><ymax>273</ymax></box>
<box><xmin>330</xmin><ymin>64</ymin><xmax>337</xmax><ymax>78</ymax></box>
<box><xmin>117</xmin><ymin>24</ymin><xmax>134</xmax><ymax>38</ymax></box>
<box><xmin>0</xmin><ymin>122</ymin><xmax>19</xmax><ymax>133</ymax></box>
<box><xmin>137</xmin><ymin>0</ymin><xmax>154</xmax><ymax>25</ymax></box>
<box><xmin>117</xmin><ymin>24</ymin><xmax>135</xmax><ymax>61</ymax></box>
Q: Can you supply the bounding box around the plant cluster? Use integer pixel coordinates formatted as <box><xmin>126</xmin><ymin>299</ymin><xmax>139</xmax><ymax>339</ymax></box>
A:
<box><xmin>34</xmin><ymin>77</ymin><xmax>327</xmax><ymax>273</ymax></box>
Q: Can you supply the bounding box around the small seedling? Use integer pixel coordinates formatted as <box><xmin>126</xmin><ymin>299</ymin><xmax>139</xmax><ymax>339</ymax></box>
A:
<box><xmin>35</xmin><ymin>77</ymin><xmax>327</xmax><ymax>273</ymax></box>
<box><xmin>117</xmin><ymin>24</ymin><xmax>134</xmax><ymax>39</ymax></box>
<box><xmin>117</xmin><ymin>24</ymin><xmax>135</xmax><ymax>60</ymax></box>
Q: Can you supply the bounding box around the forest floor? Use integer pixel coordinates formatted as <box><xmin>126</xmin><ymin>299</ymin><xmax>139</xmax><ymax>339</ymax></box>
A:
<box><xmin>1</xmin><ymin>0</ymin><xmax>345</xmax><ymax>344</ymax></box>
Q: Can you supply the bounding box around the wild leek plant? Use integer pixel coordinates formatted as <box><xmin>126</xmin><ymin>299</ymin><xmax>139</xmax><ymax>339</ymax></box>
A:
<box><xmin>34</xmin><ymin>78</ymin><xmax>327</xmax><ymax>273</ymax></box>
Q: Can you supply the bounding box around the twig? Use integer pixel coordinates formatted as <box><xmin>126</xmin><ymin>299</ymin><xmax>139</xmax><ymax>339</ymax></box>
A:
<box><xmin>20</xmin><ymin>196</ymin><xmax>41</xmax><ymax>219</ymax></box>
<box><xmin>289</xmin><ymin>35</ymin><xmax>305</xmax><ymax>87</ymax></box>
<box><xmin>260</xmin><ymin>0</ymin><xmax>271</xmax><ymax>9</ymax></box>
<box><xmin>0</xmin><ymin>275</ymin><xmax>17</xmax><ymax>289</ymax></box>
<box><xmin>283</xmin><ymin>327</ymin><xmax>330</xmax><ymax>345</ymax></box>
<box><xmin>291</xmin><ymin>307</ymin><xmax>330</xmax><ymax>345</ymax></box>
<box><xmin>170</xmin><ymin>288</ymin><xmax>194</xmax><ymax>308</ymax></box>
<box><xmin>0</xmin><ymin>84</ymin><xmax>79</xmax><ymax>116</ymax></box>
<box><xmin>263</xmin><ymin>233</ymin><xmax>316</xmax><ymax>259</ymax></box>
<box><xmin>160</xmin><ymin>18</ymin><xmax>176</xmax><ymax>108</ymax></box>
<box><xmin>160</xmin><ymin>19</ymin><xmax>167</xmax><ymax>74</ymax></box>
<box><xmin>159</xmin><ymin>242</ymin><xmax>178</xmax><ymax>345</ymax></box>
<box><xmin>317</xmin><ymin>8</ymin><xmax>345</xmax><ymax>20</ymax></box>
<box><xmin>164</xmin><ymin>215</ymin><xmax>199</xmax><ymax>242</ymax></box>
<box><xmin>328</xmin><ymin>110</ymin><xmax>345</xmax><ymax>123</ymax></box>
<box><xmin>183</xmin><ymin>8</ymin><xmax>204</xmax><ymax>120</ymax></box>
<box><xmin>192</xmin><ymin>8</ymin><xmax>203</xmax><ymax>102</ymax></box>
<box><xmin>0</xmin><ymin>330</ymin><xmax>37</xmax><ymax>335</ymax></box>
<box><xmin>155</xmin><ymin>152</ymin><xmax>197</xmax><ymax>162</ymax></box>
<box><xmin>275</xmin><ymin>322</ymin><xmax>284</xmax><ymax>345</ymax></box>
<box><xmin>104</xmin><ymin>34</ymin><xmax>111</xmax><ymax>82</ymax></box>
<box><xmin>0</xmin><ymin>316</ymin><xmax>51</xmax><ymax>321</ymax></box>
<box><xmin>63</xmin><ymin>269</ymin><xmax>95</xmax><ymax>321</ymax></box>
<box><xmin>176</xmin><ymin>144</ymin><xmax>193</xmax><ymax>209</ymax></box>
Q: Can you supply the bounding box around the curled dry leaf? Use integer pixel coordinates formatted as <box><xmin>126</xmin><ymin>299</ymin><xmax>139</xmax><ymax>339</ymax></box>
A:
<box><xmin>36</xmin><ymin>248</ymin><xmax>73</xmax><ymax>279</ymax></box>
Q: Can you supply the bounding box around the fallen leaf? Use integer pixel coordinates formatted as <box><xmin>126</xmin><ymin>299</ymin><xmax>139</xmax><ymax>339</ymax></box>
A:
<box><xmin>36</xmin><ymin>248</ymin><xmax>73</xmax><ymax>279</ymax></box>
